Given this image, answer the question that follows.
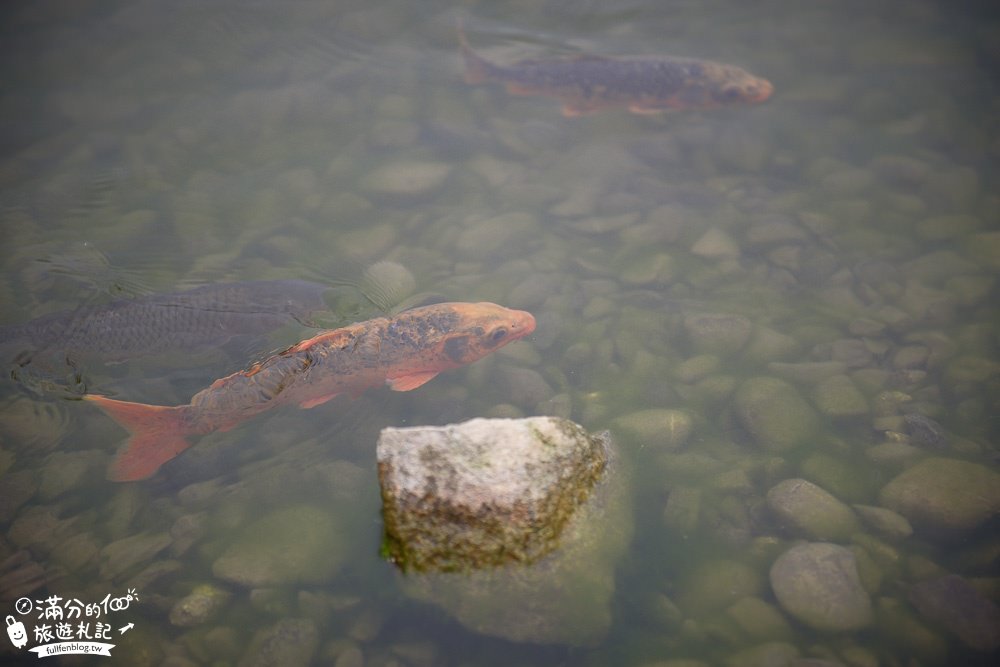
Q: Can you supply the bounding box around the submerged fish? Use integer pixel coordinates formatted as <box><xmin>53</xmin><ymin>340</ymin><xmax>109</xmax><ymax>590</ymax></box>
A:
<box><xmin>1</xmin><ymin>280</ymin><xmax>331</xmax><ymax>365</ymax></box>
<box><xmin>86</xmin><ymin>302</ymin><xmax>536</xmax><ymax>481</ymax></box>
<box><xmin>459</xmin><ymin>23</ymin><xmax>773</xmax><ymax>116</ymax></box>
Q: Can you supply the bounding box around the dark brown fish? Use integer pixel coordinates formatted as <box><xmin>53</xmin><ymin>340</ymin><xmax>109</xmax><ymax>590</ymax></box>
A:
<box><xmin>459</xmin><ymin>23</ymin><xmax>773</xmax><ymax>116</ymax></box>
<box><xmin>1</xmin><ymin>280</ymin><xmax>331</xmax><ymax>364</ymax></box>
<box><xmin>86</xmin><ymin>302</ymin><xmax>536</xmax><ymax>481</ymax></box>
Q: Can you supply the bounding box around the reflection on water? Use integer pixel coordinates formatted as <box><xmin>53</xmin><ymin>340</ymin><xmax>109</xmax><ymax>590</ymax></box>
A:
<box><xmin>1</xmin><ymin>0</ymin><xmax>998</xmax><ymax>665</ymax></box>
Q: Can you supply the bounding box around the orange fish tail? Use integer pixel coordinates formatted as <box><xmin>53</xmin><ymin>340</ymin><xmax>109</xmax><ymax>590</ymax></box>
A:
<box><xmin>457</xmin><ymin>18</ymin><xmax>490</xmax><ymax>84</ymax></box>
<box><xmin>85</xmin><ymin>395</ymin><xmax>192</xmax><ymax>481</ymax></box>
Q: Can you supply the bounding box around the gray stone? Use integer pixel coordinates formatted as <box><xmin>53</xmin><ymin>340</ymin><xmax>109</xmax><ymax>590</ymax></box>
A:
<box><xmin>39</xmin><ymin>450</ymin><xmax>106</xmax><ymax>499</ymax></box>
<box><xmin>769</xmin><ymin>542</ymin><xmax>873</xmax><ymax>632</ymax></box>
<box><xmin>908</xmin><ymin>574</ymin><xmax>1000</xmax><ymax>651</ymax></box>
<box><xmin>878</xmin><ymin>457</ymin><xmax>1000</xmax><ymax>538</ymax></box>
<box><xmin>851</xmin><ymin>505</ymin><xmax>913</xmax><ymax>541</ymax></box>
<box><xmin>812</xmin><ymin>375</ymin><xmax>869</xmax><ymax>417</ymax></box>
<box><xmin>98</xmin><ymin>531</ymin><xmax>172</xmax><ymax>581</ymax></box>
<box><xmin>724</xmin><ymin>641</ymin><xmax>800</xmax><ymax>667</ymax></box>
<box><xmin>213</xmin><ymin>505</ymin><xmax>348</xmax><ymax>586</ymax></box>
<box><xmin>735</xmin><ymin>377</ymin><xmax>819</xmax><ymax>451</ymax></box>
<box><xmin>614</xmin><ymin>409</ymin><xmax>694</xmax><ymax>450</ymax></box>
<box><xmin>766</xmin><ymin>479</ymin><xmax>860</xmax><ymax>541</ymax></box>
<box><xmin>238</xmin><ymin>618</ymin><xmax>318</xmax><ymax>667</ymax></box>
<box><xmin>361</xmin><ymin>160</ymin><xmax>450</xmax><ymax>197</ymax></box>
<box><xmin>691</xmin><ymin>228</ymin><xmax>741</xmax><ymax>259</ymax></box>
<box><xmin>169</xmin><ymin>583</ymin><xmax>231</xmax><ymax>627</ymax></box>
<box><xmin>677</xmin><ymin>559</ymin><xmax>763</xmax><ymax>617</ymax></box>
<box><xmin>684</xmin><ymin>313</ymin><xmax>753</xmax><ymax>356</ymax></box>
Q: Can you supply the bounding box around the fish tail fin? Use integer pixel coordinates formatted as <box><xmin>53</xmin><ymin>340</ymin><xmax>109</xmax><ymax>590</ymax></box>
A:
<box><xmin>456</xmin><ymin>17</ymin><xmax>491</xmax><ymax>84</ymax></box>
<box><xmin>85</xmin><ymin>395</ymin><xmax>193</xmax><ymax>481</ymax></box>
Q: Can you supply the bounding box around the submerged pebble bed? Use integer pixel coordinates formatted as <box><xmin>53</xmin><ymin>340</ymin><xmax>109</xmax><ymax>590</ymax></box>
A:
<box><xmin>1</xmin><ymin>1</ymin><xmax>998</xmax><ymax>666</ymax></box>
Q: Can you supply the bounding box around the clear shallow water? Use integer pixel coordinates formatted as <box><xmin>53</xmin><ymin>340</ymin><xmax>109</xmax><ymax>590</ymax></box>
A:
<box><xmin>1</xmin><ymin>0</ymin><xmax>998</xmax><ymax>665</ymax></box>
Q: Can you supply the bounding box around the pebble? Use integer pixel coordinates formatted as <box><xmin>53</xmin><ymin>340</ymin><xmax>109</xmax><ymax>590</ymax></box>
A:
<box><xmin>691</xmin><ymin>228</ymin><xmax>741</xmax><ymax>259</ymax></box>
<box><xmin>766</xmin><ymin>478</ymin><xmax>861</xmax><ymax>541</ymax></box>
<box><xmin>614</xmin><ymin>409</ymin><xmax>694</xmax><ymax>450</ymax></box>
<box><xmin>908</xmin><ymin>574</ymin><xmax>1000</xmax><ymax>652</ymax></box>
<box><xmin>851</xmin><ymin>505</ymin><xmax>913</xmax><ymax>541</ymax></box>
<box><xmin>735</xmin><ymin>377</ymin><xmax>819</xmax><ymax>451</ymax></box>
<box><xmin>238</xmin><ymin>618</ymin><xmax>318</xmax><ymax>667</ymax></box>
<box><xmin>360</xmin><ymin>160</ymin><xmax>451</xmax><ymax>198</ymax></box>
<box><xmin>683</xmin><ymin>313</ymin><xmax>753</xmax><ymax>357</ymax></box>
<box><xmin>812</xmin><ymin>375</ymin><xmax>869</xmax><ymax>417</ymax></box>
<box><xmin>878</xmin><ymin>457</ymin><xmax>1000</xmax><ymax>538</ymax></box>
<box><xmin>212</xmin><ymin>505</ymin><xmax>349</xmax><ymax>586</ymax></box>
<box><xmin>98</xmin><ymin>531</ymin><xmax>172</xmax><ymax>582</ymax></box>
<box><xmin>769</xmin><ymin>542</ymin><xmax>873</xmax><ymax>632</ymax></box>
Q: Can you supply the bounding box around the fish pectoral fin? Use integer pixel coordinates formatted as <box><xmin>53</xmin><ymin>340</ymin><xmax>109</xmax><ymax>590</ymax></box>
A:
<box><xmin>560</xmin><ymin>101</ymin><xmax>602</xmax><ymax>117</ymax></box>
<box><xmin>299</xmin><ymin>393</ymin><xmax>339</xmax><ymax>409</ymax></box>
<box><xmin>386</xmin><ymin>371</ymin><xmax>439</xmax><ymax>392</ymax></box>
<box><xmin>627</xmin><ymin>103</ymin><xmax>668</xmax><ymax>115</ymax></box>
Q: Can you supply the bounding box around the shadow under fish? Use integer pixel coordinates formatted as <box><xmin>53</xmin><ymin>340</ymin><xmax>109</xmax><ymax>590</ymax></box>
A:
<box><xmin>458</xmin><ymin>21</ymin><xmax>773</xmax><ymax>116</ymax></box>
<box><xmin>2</xmin><ymin>280</ymin><xmax>333</xmax><ymax>392</ymax></box>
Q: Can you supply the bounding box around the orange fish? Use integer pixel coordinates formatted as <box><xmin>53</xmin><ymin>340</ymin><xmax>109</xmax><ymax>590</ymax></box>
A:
<box><xmin>459</xmin><ymin>23</ymin><xmax>773</xmax><ymax>116</ymax></box>
<box><xmin>86</xmin><ymin>302</ymin><xmax>536</xmax><ymax>481</ymax></box>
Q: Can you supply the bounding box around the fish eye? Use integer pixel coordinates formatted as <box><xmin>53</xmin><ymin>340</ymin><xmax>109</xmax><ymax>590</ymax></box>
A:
<box><xmin>488</xmin><ymin>327</ymin><xmax>508</xmax><ymax>344</ymax></box>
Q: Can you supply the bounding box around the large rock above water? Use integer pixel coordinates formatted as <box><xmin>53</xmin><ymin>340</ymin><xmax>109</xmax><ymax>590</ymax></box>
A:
<box><xmin>378</xmin><ymin>417</ymin><xmax>609</xmax><ymax>571</ymax></box>
<box><xmin>378</xmin><ymin>417</ymin><xmax>630</xmax><ymax>646</ymax></box>
<box><xmin>769</xmin><ymin>542</ymin><xmax>873</xmax><ymax>632</ymax></box>
<box><xmin>878</xmin><ymin>457</ymin><xmax>1000</xmax><ymax>538</ymax></box>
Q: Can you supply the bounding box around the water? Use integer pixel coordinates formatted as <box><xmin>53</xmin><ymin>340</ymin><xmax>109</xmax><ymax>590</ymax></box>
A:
<box><xmin>1</xmin><ymin>0</ymin><xmax>998</xmax><ymax>665</ymax></box>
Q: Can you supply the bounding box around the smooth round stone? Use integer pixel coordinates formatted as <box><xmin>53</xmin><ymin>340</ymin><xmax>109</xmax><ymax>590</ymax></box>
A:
<box><xmin>766</xmin><ymin>478</ymin><xmax>861</xmax><ymax>541</ymax></box>
<box><xmin>212</xmin><ymin>505</ymin><xmax>348</xmax><ymax>586</ymax></box>
<box><xmin>724</xmin><ymin>642</ymin><xmax>800</xmax><ymax>667</ymax></box>
<box><xmin>852</xmin><ymin>505</ymin><xmax>913</xmax><ymax>541</ymax></box>
<box><xmin>812</xmin><ymin>375</ymin><xmax>869</xmax><ymax>417</ymax></box>
<box><xmin>691</xmin><ymin>228</ymin><xmax>741</xmax><ymax>259</ymax></box>
<box><xmin>663</xmin><ymin>487</ymin><xmax>702</xmax><ymax>534</ymax></box>
<box><xmin>620</xmin><ymin>252</ymin><xmax>675</xmax><ymax>285</ymax></box>
<box><xmin>614</xmin><ymin>409</ymin><xmax>694</xmax><ymax>450</ymax></box>
<box><xmin>724</xmin><ymin>597</ymin><xmax>794</xmax><ymax>641</ymax></box>
<box><xmin>735</xmin><ymin>377</ymin><xmax>819</xmax><ymax>451</ymax></box>
<box><xmin>770</xmin><ymin>542</ymin><xmax>873</xmax><ymax>632</ymax></box>
<box><xmin>878</xmin><ymin>457</ymin><xmax>1000</xmax><ymax>538</ymax></box>
<box><xmin>830</xmin><ymin>339</ymin><xmax>874</xmax><ymax>368</ymax></box>
<box><xmin>455</xmin><ymin>212</ymin><xmax>535</xmax><ymax>260</ymax></box>
<box><xmin>169</xmin><ymin>584</ymin><xmax>231</xmax><ymax>627</ymax></box>
<box><xmin>675</xmin><ymin>355</ymin><xmax>722</xmax><ymax>383</ymax></box>
<box><xmin>916</xmin><ymin>213</ymin><xmax>982</xmax><ymax>241</ymax></box>
<box><xmin>684</xmin><ymin>313</ymin><xmax>753</xmax><ymax>357</ymax></box>
<box><xmin>678</xmin><ymin>559</ymin><xmax>763</xmax><ymax>617</ymax></box>
<box><xmin>767</xmin><ymin>361</ymin><xmax>846</xmax><ymax>384</ymax></box>
<box><xmin>361</xmin><ymin>160</ymin><xmax>451</xmax><ymax>197</ymax></box>
<box><xmin>964</xmin><ymin>231</ymin><xmax>1000</xmax><ymax>271</ymax></box>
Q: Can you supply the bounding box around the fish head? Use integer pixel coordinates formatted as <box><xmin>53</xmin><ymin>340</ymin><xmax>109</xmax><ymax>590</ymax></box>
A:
<box><xmin>707</xmin><ymin>63</ymin><xmax>774</xmax><ymax>106</ymax></box>
<box><xmin>434</xmin><ymin>302</ymin><xmax>536</xmax><ymax>367</ymax></box>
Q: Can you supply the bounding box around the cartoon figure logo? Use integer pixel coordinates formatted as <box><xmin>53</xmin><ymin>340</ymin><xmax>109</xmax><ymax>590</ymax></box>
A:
<box><xmin>6</xmin><ymin>615</ymin><xmax>27</xmax><ymax>649</ymax></box>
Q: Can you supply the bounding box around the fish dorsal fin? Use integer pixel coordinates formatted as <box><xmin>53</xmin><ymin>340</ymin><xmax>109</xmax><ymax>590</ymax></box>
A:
<box><xmin>289</xmin><ymin>328</ymin><xmax>353</xmax><ymax>353</ymax></box>
<box><xmin>386</xmin><ymin>371</ymin><xmax>439</xmax><ymax>392</ymax></box>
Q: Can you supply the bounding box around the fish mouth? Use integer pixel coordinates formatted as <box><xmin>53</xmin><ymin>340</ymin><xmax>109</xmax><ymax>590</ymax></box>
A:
<box><xmin>512</xmin><ymin>311</ymin><xmax>537</xmax><ymax>338</ymax></box>
<box><xmin>748</xmin><ymin>78</ymin><xmax>774</xmax><ymax>103</ymax></box>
